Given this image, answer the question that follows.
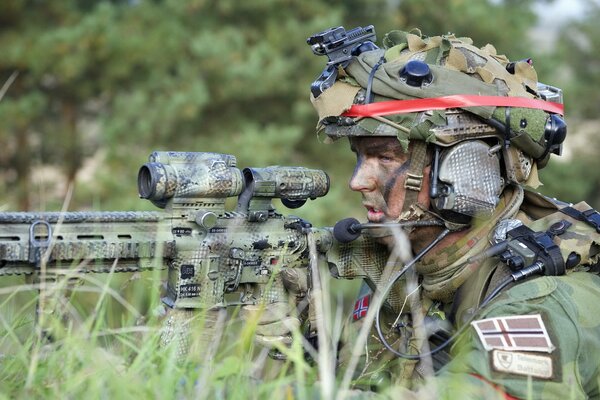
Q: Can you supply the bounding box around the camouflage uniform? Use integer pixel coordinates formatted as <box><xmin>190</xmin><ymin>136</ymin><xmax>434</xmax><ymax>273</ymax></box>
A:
<box><xmin>309</xmin><ymin>28</ymin><xmax>600</xmax><ymax>398</ymax></box>
<box><xmin>338</xmin><ymin>190</ymin><xmax>600</xmax><ymax>399</ymax></box>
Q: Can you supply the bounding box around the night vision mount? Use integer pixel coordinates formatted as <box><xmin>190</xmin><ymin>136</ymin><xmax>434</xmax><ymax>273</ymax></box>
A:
<box><xmin>307</xmin><ymin>25</ymin><xmax>378</xmax><ymax>98</ymax></box>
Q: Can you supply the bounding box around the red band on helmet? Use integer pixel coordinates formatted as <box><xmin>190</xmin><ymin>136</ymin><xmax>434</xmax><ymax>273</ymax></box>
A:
<box><xmin>342</xmin><ymin>95</ymin><xmax>564</xmax><ymax>117</ymax></box>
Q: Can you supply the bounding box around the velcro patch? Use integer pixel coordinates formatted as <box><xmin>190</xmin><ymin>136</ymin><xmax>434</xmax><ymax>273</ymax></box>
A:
<box><xmin>492</xmin><ymin>350</ymin><xmax>553</xmax><ymax>379</ymax></box>
<box><xmin>352</xmin><ymin>294</ymin><xmax>370</xmax><ymax>321</ymax></box>
<box><xmin>471</xmin><ymin>314</ymin><xmax>554</xmax><ymax>353</ymax></box>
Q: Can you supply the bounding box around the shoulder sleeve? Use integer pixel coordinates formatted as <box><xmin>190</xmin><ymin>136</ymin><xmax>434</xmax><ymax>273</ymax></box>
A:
<box><xmin>425</xmin><ymin>273</ymin><xmax>600</xmax><ymax>399</ymax></box>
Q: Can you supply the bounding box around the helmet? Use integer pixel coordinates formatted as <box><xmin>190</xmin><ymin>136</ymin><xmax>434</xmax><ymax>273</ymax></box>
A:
<box><xmin>310</xmin><ymin>27</ymin><xmax>566</xmax><ymax>221</ymax></box>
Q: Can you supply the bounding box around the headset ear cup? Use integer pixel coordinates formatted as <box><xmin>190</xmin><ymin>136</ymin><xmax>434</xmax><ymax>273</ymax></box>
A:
<box><xmin>431</xmin><ymin>140</ymin><xmax>504</xmax><ymax>219</ymax></box>
<box><xmin>543</xmin><ymin>114</ymin><xmax>567</xmax><ymax>156</ymax></box>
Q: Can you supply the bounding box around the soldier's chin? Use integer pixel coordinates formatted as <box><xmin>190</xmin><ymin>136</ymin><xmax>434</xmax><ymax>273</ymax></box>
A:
<box><xmin>364</xmin><ymin>226</ymin><xmax>392</xmax><ymax>240</ymax></box>
<box><xmin>366</xmin><ymin>220</ymin><xmax>442</xmax><ymax>254</ymax></box>
<box><xmin>364</xmin><ymin>226</ymin><xmax>407</xmax><ymax>251</ymax></box>
<box><xmin>373</xmin><ymin>232</ymin><xmax>411</xmax><ymax>253</ymax></box>
<box><xmin>376</xmin><ymin>234</ymin><xmax>395</xmax><ymax>250</ymax></box>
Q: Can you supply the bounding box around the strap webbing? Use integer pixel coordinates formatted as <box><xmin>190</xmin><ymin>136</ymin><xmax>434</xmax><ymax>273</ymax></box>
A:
<box><xmin>402</xmin><ymin>141</ymin><xmax>428</xmax><ymax>216</ymax></box>
<box><xmin>559</xmin><ymin>206</ymin><xmax>600</xmax><ymax>233</ymax></box>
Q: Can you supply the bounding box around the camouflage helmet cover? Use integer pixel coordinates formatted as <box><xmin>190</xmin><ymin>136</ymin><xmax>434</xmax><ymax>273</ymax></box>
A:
<box><xmin>311</xmin><ymin>29</ymin><xmax>564</xmax><ymax>180</ymax></box>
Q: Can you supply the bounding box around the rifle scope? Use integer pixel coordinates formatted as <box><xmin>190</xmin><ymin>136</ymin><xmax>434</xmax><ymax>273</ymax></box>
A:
<box><xmin>242</xmin><ymin>167</ymin><xmax>330</xmax><ymax>201</ymax></box>
<box><xmin>138</xmin><ymin>151</ymin><xmax>244</xmax><ymax>208</ymax></box>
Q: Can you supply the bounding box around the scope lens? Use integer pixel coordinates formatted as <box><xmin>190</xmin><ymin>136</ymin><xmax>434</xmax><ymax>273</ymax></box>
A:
<box><xmin>137</xmin><ymin>165</ymin><xmax>155</xmax><ymax>199</ymax></box>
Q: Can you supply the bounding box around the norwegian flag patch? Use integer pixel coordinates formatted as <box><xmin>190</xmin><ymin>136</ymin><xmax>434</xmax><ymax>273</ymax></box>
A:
<box><xmin>471</xmin><ymin>314</ymin><xmax>555</xmax><ymax>353</ymax></box>
<box><xmin>352</xmin><ymin>294</ymin><xmax>370</xmax><ymax>321</ymax></box>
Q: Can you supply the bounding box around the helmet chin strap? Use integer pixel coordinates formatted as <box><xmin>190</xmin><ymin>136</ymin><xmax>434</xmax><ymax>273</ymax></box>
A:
<box><xmin>365</xmin><ymin>140</ymin><xmax>470</xmax><ymax>240</ymax></box>
<box><xmin>375</xmin><ymin>139</ymin><xmax>467</xmax><ymax>236</ymax></box>
<box><xmin>363</xmin><ymin>218</ymin><xmax>445</xmax><ymax>239</ymax></box>
<box><xmin>401</xmin><ymin>141</ymin><xmax>429</xmax><ymax>217</ymax></box>
<box><xmin>365</xmin><ymin>204</ymin><xmax>468</xmax><ymax>239</ymax></box>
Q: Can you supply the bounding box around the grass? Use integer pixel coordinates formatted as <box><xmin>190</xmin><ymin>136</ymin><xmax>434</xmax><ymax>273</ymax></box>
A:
<box><xmin>0</xmin><ymin>183</ymin><xmax>364</xmax><ymax>399</ymax></box>
<box><xmin>0</xmin><ymin>275</ymin><xmax>293</xmax><ymax>398</ymax></box>
<box><xmin>0</xmin><ymin>259</ymin><xmax>363</xmax><ymax>399</ymax></box>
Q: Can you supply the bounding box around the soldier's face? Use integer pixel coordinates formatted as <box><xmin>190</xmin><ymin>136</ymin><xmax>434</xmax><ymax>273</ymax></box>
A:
<box><xmin>349</xmin><ymin>137</ymin><xmax>429</xmax><ymax>223</ymax></box>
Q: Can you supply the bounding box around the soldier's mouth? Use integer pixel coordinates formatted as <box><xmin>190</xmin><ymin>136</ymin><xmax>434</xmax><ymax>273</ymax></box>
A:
<box><xmin>365</xmin><ymin>206</ymin><xmax>385</xmax><ymax>222</ymax></box>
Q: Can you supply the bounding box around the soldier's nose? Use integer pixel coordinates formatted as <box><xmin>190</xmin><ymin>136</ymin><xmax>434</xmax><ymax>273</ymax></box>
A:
<box><xmin>349</xmin><ymin>163</ymin><xmax>374</xmax><ymax>192</ymax></box>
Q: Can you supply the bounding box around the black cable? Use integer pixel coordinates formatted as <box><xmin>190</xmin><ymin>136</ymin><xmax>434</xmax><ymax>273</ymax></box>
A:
<box><xmin>484</xmin><ymin>118</ymin><xmax>507</xmax><ymax>135</ymax></box>
<box><xmin>374</xmin><ymin>229</ymin><xmax>520</xmax><ymax>360</ymax></box>
<box><xmin>380</xmin><ymin>257</ymin><xmax>552</xmax><ymax>359</ymax></box>
<box><xmin>429</xmin><ymin>146</ymin><xmax>442</xmax><ymax>199</ymax></box>
<box><xmin>376</xmin><ymin>273</ymin><xmax>511</xmax><ymax>360</ymax></box>
<box><xmin>365</xmin><ymin>56</ymin><xmax>385</xmax><ymax>104</ymax></box>
<box><xmin>374</xmin><ymin>228</ymin><xmax>452</xmax><ymax>359</ymax></box>
<box><xmin>376</xmin><ymin>213</ymin><xmax>577</xmax><ymax>360</ymax></box>
<box><xmin>504</xmin><ymin>107</ymin><xmax>512</xmax><ymax>148</ymax></box>
<box><xmin>479</xmin><ymin>275</ymin><xmax>514</xmax><ymax>309</ymax></box>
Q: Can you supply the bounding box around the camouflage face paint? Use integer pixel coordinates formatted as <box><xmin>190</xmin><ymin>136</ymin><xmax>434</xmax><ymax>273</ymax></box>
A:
<box><xmin>348</xmin><ymin>137</ymin><xmax>412</xmax><ymax>223</ymax></box>
<box><xmin>383</xmin><ymin>159</ymin><xmax>411</xmax><ymax>204</ymax></box>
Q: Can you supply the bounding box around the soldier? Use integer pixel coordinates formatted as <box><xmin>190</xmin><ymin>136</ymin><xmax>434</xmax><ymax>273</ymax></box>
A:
<box><xmin>308</xmin><ymin>27</ymin><xmax>600</xmax><ymax>398</ymax></box>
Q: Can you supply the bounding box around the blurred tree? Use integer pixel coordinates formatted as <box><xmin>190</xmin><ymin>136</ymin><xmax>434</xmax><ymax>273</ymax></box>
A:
<box><xmin>0</xmin><ymin>1</ymin><xmax>128</xmax><ymax>209</ymax></box>
<box><xmin>0</xmin><ymin>0</ymin><xmax>556</xmax><ymax>224</ymax></box>
<box><xmin>537</xmin><ymin>0</ymin><xmax>600</xmax><ymax>208</ymax></box>
<box><xmin>391</xmin><ymin>0</ymin><xmax>549</xmax><ymax>58</ymax></box>
<box><xmin>0</xmin><ymin>0</ymin><xmax>391</xmax><ymax>223</ymax></box>
<box><xmin>0</xmin><ymin>0</ymin><xmax>345</xmax><ymax>215</ymax></box>
<box><xmin>551</xmin><ymin>0</ymin><xmax>600</xmax><ymax>119</ymax></box>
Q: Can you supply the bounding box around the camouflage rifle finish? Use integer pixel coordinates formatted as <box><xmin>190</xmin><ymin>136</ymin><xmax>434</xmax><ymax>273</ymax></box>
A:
<box><xmin>0</xmin><ymin>211</ymin><xmax>172</xmax><ymax>276</ymax></box>
<box><xmin>0</xmin><ymin>152</ymin><xmax>333</xmax><ymax>356</ymax></box>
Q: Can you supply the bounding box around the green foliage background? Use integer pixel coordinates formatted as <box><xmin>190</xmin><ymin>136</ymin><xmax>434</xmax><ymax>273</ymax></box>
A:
<box><xmin>3</xmin><ymin>0</ymin><xmax>598</xmax><ymax>222</ymax></box>
<box><xmin>1</xmin><ymin>0</ymin><xmax>600</xmax><ymax>397</ymax></box>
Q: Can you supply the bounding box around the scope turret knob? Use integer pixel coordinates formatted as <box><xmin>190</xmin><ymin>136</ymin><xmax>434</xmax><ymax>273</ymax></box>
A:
<box><xmin>399</xmin><ymin>60</ymin><xmax>433</xmax><ymax>87</ymax></box>
<box><xmin>195</xmin><ymin>211</ymin><xmax>217</xmax><ymax>229</ymax></box>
